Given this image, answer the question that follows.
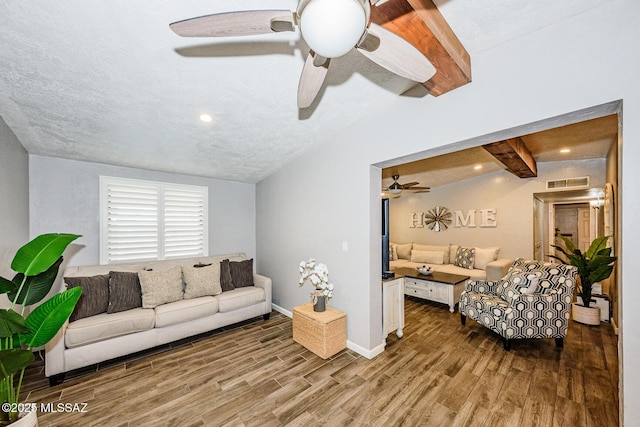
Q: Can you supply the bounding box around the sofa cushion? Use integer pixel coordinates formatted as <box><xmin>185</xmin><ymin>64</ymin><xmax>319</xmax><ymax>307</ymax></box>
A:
<box><xmin>108</xmin><ymin>271</ymin><xmax>142</xmax><ymax>314</ymax></box>
<box><xmin>65</xmin><ymin>274</ymin><xmax>110</xmax><ymax>322</ymax></box>
<box><xmin>395</xmin><ymin>243</ymin><xmax>412</xmax><ymax>260</ymax></box>
<box><xmin>216</xmin><ymin>287</ymin><xmax>266</xmax><ymax>313</ymax></box>
<box><xmin>154</xmin><ymin>297</ymin><xmax>219</xmax><ymax>328</ymax></box>
<box><xmin>65</xmin><ymin>308</ymin><xmax>155</xmax><ymax>348</ymax></box>
<box><xmin>220</xmin><ymin>259</ymin><xmax>235</xmax><ymax>291</ymax></box>
<box><xmin>229</xmin><ymin>259</ymin><xmax>254</xmax><ymax>288</ymax></box>
<box><xmin>474</xmin><ymin>247</ymin><xmax>500</xmax><ymax>270</ymax></box>
<box><xmin>454</xmin><ymin>247</ymin><xmax>476</xmax><ymax>269</ymax></box>
<box><xmin>182</xmin><ymin>264</ymin><xmax>222</xmax><ymax>299</ymax></box>
<box><xmin>413</xmin><ymin>244</ymin><xmax>450</xmax><ymax>264</ymax></box>
<box><xmin>410</xmin><ymin>250</ymin><xmax>444</xmax><ymax>265</ymax></box>
<box><xmin>138</xmin><ymin>266</ymin><xmax>183</xmax><ymax>308</ymax></box>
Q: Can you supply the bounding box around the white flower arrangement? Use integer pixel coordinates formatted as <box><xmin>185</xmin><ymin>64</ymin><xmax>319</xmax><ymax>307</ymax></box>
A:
<box><xmin>299</xmin><ymin>258</ymin><xmax>334</xmax><ymax>303</ymax></box>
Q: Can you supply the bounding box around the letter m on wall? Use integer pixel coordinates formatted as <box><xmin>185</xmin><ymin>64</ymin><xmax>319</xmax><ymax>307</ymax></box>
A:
<box><xmin>454</xmin><ymin>210</ymin><xmax>476</xmax><ymax>227</ymax></box>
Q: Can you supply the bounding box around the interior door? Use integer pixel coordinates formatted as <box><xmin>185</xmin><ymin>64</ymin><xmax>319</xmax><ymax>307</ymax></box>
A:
<box><xmin>533</xmin><ymin>197</ymin><xmax>544</xmax><ymax>261</ymax></box>
<box><xmin>578</xmin><ymin>207</ymin><xmax>591</xmax><ymax>252</ymax></box>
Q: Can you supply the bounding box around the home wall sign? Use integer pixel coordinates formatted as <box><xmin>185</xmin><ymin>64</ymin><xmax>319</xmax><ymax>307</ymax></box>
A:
<box><xmin>409</xmin><ymin>208</ymin><xmax>498</xmax><ymax>231</ymax></box>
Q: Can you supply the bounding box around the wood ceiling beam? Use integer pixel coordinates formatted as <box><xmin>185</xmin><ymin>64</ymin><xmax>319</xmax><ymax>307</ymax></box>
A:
<box><xmin>370</xmin><ymin>0</ymin><xmax>471</xmax><ymax>96</ymax></box>
<box><xmin>483</xmin><ymin>137</ymin><xmax>538</xmax><ymax>178</ymax></box>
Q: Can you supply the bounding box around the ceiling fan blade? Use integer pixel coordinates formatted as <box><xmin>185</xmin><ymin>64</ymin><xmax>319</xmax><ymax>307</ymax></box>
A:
<box><xmin>297</xmin><ymin>51</ymin><xmax>330</xmax><ymax>109</ymax></box>
<box><xmin>405</xmin><ymin>186</ymin><xmax>431</xmax><ymax>191</ymax></box>
<box><xmin>401</xmin><ymin>182</ymin><xmax>420</xmax><ymax>188</ymax></box>
<box><xmin>356</xmin><ymin>23</ymin><xmax>436</xmax><ymax>82</ymax></box>
<box><xmin>170</xmin><ymin>10</ymin><xmax>295</xmax><ymax>37</ymax></box>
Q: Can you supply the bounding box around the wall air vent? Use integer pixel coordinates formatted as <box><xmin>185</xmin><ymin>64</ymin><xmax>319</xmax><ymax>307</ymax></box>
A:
<box><xmin>546</xmin><ymin>176</ymin><xmax>590</xmax><ymax>190</ymax></box>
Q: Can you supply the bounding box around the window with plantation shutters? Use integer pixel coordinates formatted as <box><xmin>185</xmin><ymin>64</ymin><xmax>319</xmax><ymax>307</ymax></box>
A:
<box><xmin>100</xmin><ymin>177</ymin><xmax>208</xmax><ymax>264</ymax></box>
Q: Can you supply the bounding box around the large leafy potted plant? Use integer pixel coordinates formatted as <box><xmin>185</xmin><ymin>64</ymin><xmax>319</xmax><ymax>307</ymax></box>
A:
<box><xmin>550</xmin><ymin>234</ymin><xmax>616</xmax><ymax>325</ymax></box>
<box><xmin>0</xmin><ymin>233</ymin><xmax>81</xmax><ymax>426</ymax></box>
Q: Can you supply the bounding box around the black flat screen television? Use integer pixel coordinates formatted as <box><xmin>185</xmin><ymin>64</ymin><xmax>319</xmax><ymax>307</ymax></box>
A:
<box><xmin>382</xmin><ymin>198</ymin><xmax>393</xmax><ymax>279</ymax></box>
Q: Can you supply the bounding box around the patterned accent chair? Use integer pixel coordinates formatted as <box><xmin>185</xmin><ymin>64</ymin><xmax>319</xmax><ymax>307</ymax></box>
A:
<box><xmin>459</xmin><ymin>258</ymin><xmax>577</xmax><ymax>350</ymax></box>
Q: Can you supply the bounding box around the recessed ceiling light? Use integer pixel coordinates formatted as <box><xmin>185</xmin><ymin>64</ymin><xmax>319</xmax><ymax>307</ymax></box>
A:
<box><xmin>560</xmin><ymin>148</ymin><xmax>571</xmax><ymax>153</ymax></box>
<box><xmin>474</xmin><ymin>165</ymin><xmax>483</xmax><ymax>170</ymax></box>
<box><xmin>199</xmin><ymin>114</ymin><xmax>213</xmax><ymax>123</ymax></box>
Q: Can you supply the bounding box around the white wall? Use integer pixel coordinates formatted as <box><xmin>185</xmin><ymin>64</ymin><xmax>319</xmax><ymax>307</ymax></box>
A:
<box><xmin>256</xmin><ymin>1</ymin><xmax>639</xmax><ymax>423</ymax></box>
<box><xmin>29</xmin><ymin>155</ymin><xmax>256</xmax><ymax>268</ymax></box>
<box><xmin>0</xmin><ymin>116</ymin><xmax>29</xmax><ymax>308</ymax></box>
<box><xmin>389</xmin><ymin>159</ymin><xmax>606</xmax><ymax>260</ymax></box>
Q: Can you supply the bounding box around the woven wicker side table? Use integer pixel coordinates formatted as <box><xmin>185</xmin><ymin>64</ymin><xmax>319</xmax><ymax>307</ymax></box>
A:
<box><xmin>293</xmin><ymin>303</ymin><xmax>346</xmax><ymax>359</ymax></box>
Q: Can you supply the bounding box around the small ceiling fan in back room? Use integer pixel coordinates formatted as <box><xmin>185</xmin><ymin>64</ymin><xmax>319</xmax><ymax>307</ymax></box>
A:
<box><xmin>169</xmin><ymin>0</ymin><xmax>436</xmax><ymax>108</ymax></box>
<box><xmin>383</xmin><ymin>175</ymin><xmax>430</xmax><ymax>196</ymax></box>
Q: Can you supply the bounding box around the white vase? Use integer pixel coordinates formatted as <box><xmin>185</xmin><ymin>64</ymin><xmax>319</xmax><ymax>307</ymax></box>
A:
<box><xmin>572</xmin><ymin>302</ymin><xmax>600</xmax><ymax>326</ymax></box>
<box><xmin>8</xmin><ymin>411</ymin><xmax>39</xmax><ymax>427</ymax></box>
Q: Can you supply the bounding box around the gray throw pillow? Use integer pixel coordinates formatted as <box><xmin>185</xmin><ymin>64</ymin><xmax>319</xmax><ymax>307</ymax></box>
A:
<box><xmin>220</xmin><ymin>259</ymin><xmax>234</xmax><ymax>292</ymax></box>
<box><xmin>229</xmin><ymin>259</ymin><xmax>254</xmax><ymax>288</ymax></box>
<box><xmin>454</xmin><ymin>247</ymin><xmax>476</xmax><ymax>269</ymax></box>
<box><xmin>108</xmin><ymin>271</ymin><xmax>142</xmax><ymax>313</ymax></box>
<box><xmin>65</xmin><ymin>274</ymin><xmax>110</xmax><ymax>322</ymax></box>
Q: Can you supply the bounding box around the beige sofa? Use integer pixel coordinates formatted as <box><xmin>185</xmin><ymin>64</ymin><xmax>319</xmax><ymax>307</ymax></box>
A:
<box><xmin>45</xmin><ymin>253</ymin><xmax>271</xmax><ymax>385</ymax></box>
<box><xmin>390</xmin><ymin>243</ymin><xmax>512</xmax><ymax>281</ymax></box>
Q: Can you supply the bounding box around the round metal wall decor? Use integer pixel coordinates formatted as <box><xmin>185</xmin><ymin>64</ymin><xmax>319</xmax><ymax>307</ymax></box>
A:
<box><xmin>425</xmin><ymin>206</ymin><xmax>452</xmax><ymax>232</ymax></box>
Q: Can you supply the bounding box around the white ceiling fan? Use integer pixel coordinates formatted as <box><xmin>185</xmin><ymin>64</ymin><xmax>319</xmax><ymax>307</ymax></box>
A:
<box><xmin>170</xmin><ymin>0</ymin><xmax>436</xmax><ymax>108</ymax></box>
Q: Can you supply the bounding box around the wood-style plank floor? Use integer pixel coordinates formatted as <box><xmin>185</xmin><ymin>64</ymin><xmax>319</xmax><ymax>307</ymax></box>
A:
<box><xmin>22</xmin><ymin>297</ymin><xmax>619</xmax><ymax>426</ymax></box>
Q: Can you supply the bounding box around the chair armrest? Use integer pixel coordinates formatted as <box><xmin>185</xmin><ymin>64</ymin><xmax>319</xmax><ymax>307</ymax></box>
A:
<box><xmin>465</xmin><ymin>280</ymin><xmax>500</xmax><ymax>295</ymax></box>
<box><xmin>486</xmin><ymin>259</ymin><xmax>513</xmax><ymax>281</ymax></box>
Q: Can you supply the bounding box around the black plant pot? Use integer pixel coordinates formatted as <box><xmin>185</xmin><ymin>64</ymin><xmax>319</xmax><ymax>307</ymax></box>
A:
<box><xmin>313</xmin><ymin>296</ymin><xmax>326</xmax><ymax>312</ymax></box>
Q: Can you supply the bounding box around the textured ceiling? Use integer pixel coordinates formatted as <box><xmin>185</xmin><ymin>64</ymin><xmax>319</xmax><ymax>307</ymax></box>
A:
<box><xmin>0</xmin><ymin>0</ymin><xmax>616</xmax><ymax>183</ymax></box>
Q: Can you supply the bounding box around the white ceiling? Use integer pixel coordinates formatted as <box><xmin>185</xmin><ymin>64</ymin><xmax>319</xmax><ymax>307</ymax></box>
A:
<box><xmin>0</xmin><ymin>0</ymin><xmax>616</xmax><ymax>183</ymax></box>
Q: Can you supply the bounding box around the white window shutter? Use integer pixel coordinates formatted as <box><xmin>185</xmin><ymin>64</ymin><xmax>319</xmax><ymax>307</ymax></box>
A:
<box><xmin>164</xmin><ymin>187</ymin><xmax>207</xmax><ymax>259</ymax></box>
<box><xmin>101</xmin><ymin>177</ymin><xmax>208</xmax><ymax>264</ymax></box>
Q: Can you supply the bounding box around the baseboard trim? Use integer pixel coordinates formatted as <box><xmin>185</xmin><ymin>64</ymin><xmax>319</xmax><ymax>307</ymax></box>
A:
<box><xmin>271</xmin><ymin>303</ymin><xmax>385</xmax><ymax>359</ymax></box>
<box><xmin>271</xmin><ymin>303</ymin><xmax>292</xmax><ymax>318</ymax></box>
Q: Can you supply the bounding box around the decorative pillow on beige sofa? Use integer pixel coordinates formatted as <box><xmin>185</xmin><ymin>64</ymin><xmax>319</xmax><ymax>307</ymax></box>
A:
<box><xmin>474</xmin><ymin>247</ymin><xmax>500</xmax><ymax>270</ymax></box>
<box><xmin>454</xmin><ymin>247</ymin><xmax>476</xmax><ymax>269</ymax></box>
<box><xmin>65</xmin><ymin>274</ymin><xmax>110</xmax><ymax>322</ymax></box>
<box><xmin>395</xmin><ymin>243</ymin><xmax>413</xmax><ymax>260</ymax></box>
<box><xmin>182</xmin><ymin>263</ymin><xmax>222</xmax><ymax>299</ymax></box>
<box><xmin>138</xmin><ymin>266</ymin><xmax>183</xmax><ymax>308</ymax></box>
<box><xmin>410</xmin><ymin>250</ymin><xmax>445</xmax><ymax>265</ymax></box>
<box><xmin>413</xmin><ymin>244</ymin><xmax>450</xmax><ymax>264</ymax></box>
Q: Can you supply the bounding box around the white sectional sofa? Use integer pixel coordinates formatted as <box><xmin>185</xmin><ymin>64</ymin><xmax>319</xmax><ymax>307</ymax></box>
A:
<box><xmin>45</xmin><ymin>253</ymin><xmax>271</xmax><ymax>385</ymax></box>
<box><xmin>390</xmin><ymin>242</ymin><xmax>512</xmax><ymax>282</ymax></box>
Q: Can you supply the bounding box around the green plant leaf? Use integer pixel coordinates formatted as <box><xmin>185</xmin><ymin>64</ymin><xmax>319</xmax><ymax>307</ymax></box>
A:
<box><xmin>8</xmin><ymin>257</ymin><xmax>63</xmax><ymax>306</ymax></box>
<box><xmin>11</xmin><ymin>233</ymin><xmax>80</xmax><ymax>277</ymax></box>
<box><xmin>0</xmin><ymin>309</ymin><xmax>29</xmax><ymax>340</ymax></box>
<box><xmin>556</xmin><ymin>234</ymin><xmax>576</xmax><ymax>253</ymax></box>
<box><xmin>585</xmin><ymin>236</ymin><xmax>609</xmax><ymax>259</ymax></box>
<box><xmin>20</xmin><ymin>287</ymin><xmax>82</xmax><ymax>349</ymax></box>
<box><xmin>0</xmin><ymin>349</ymin><xmax>34</xmax><ymax>378</ymax></box>
<box><xmin>0</xmin><ymin>276</ymin><xmax>17</xmax><ymax>294</ymax></box>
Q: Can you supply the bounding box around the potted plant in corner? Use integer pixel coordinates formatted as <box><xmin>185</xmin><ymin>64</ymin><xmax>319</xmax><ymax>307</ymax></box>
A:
<box><xmin>0</xmin><ymin>233</ymin><xmax>82</xmax><ymax>426</ymax></box>
<box><xmin>550</xmin><ymin>234</ymin><xmax>616</xmax><ymax>326</ymax></box>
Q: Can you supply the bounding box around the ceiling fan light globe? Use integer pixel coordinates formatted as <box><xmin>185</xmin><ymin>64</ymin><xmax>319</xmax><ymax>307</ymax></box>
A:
<box><xmin>300</xmin><ymin>0</ymin><xmax>366</xmax><ymax>58</ymax></box>
<box><xmin>389</xmin><ymin>188</ymin><xmax>402</xmax><ymax>195</ymax></box>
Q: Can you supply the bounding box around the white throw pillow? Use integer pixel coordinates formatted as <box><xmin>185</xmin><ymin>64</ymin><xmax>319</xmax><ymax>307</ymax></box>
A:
<box><xmin>413</xmin><ymin>244</ymin><xmax>450</xmax><ymax>264</ymax></box>
<box><xmin>474</xmin><ymin>247</ymin><xmax>501</xmax><ymax>270</ymax></box>
<box><xmin>138</xmin><ymin>266</ymin><xmax>184</xmax><ymax>308</ymax></box>
<box><xmin>182</xmin><ymin>264</ymin><xmax>222</xmax><ymax>299</ymax></box>
<box><xmin>449</xmin><ymin>245</ymin><xmax>459</xmax><ymax>265</ymax></box>
<box><xmin>395</xmin><ymin>243</ymin><xmax>413</xmax><ymax>260</ymax></box>
<box><xmin>410</xmin><ymin>250</ymin><xmax>445</xmax><ymax>265</ymax></box>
